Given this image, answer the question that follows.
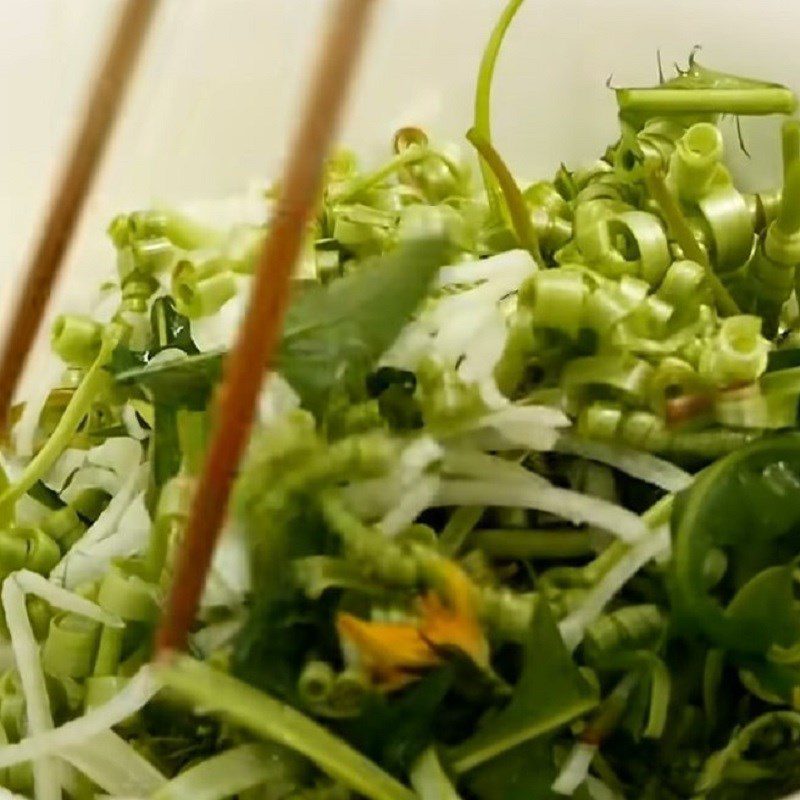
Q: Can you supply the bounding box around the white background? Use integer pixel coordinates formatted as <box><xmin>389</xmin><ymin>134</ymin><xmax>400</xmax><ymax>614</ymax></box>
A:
<box><xmin>1</xmin><ymin>0</ymin><xmax>800</xmax><ymax>379</ymax></box>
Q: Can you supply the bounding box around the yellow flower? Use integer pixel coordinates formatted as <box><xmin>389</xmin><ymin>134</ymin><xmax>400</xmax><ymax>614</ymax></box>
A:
<box><xmin>336</xmin><ymin>561</ymin><xmax>489</xmax><ymax>691</ymax></box>
<box><xmin>336</xmin><ymin>613</ymin><xmax>438</xmax><ymax>690</ymax></box>
<box><xmin>419</xmin><ymin>561</ymin><xmax>489</xmax><ymax>668</ymax></box>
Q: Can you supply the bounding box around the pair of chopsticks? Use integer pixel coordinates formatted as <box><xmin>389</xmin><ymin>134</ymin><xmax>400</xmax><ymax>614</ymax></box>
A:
<box><xmin>0</xmin><ymin>0</ymin><xmax>377</xmax><ymax>657</ymax></box>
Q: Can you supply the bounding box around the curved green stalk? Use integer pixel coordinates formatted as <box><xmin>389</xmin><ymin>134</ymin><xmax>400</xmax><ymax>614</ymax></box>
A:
<box><xmin>473</xmin><ymin>0</ymin><xmax>526</xmax><ymax>216</ymax></box>
<box><xmin>335</xmin><ymin>147</ymin><xmax>460</xmax><ymax>203</ymax></box>
<box><xmin>160</xmin><ymin>656</ymin><xmax>416</xmax><ymax>800</ymax></box>
<box><xmin>0</xmin><ymin>328</ymin><xmax>120</xmax><ymax>517</ymax></box>
<box><xmin>643</xmin><ymin>166</ymin><xmax>740</xmax><ymax>316</ymax></box>
<box><xmin>466</xmin><ymin>127</ymin><xmax>543</xmax><ymax>264</ymax></box>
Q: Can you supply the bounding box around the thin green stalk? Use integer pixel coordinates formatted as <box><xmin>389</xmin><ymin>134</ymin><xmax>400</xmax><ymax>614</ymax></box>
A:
<box><xmin>644</xmin><ymin>166</ymin><xmax>740</xmax><ymax>316</ymax></box>
<box><xmin>474</xmin><ymin>0</ymin><xmax>526</xmax><ymax>216</ymax></box>
<box><xmin>782</xmin><ymin>120</ymin><xmax>800</xmax><ymax>179</ymax></box>
<box><xmin>616</xmin><ymin>87</ymin><xmax>797</xmax><ymax>117</ymax></box>
<box><xmin>471</xmin><ymin>528</ymin><xmax>596</xmax><ymax>560</ymax></box>
<box><xmin>335</xmin><ymin>147</ymin><xmax>459</xmax><ymax>203</ymax></box>
<box><xmin>466</xmin><ymin>127</ymin><xmax>543</xmax><ymax>265</ymax></box>
<box><xmin>160</xmin><ymin>656</ymin><xmax>416</xmax><ymax>800</ymax></box>
<box><xmin>0</xmin><ymin>329</ymin><xmax>119</xmax><ymax>517</ymax></box>
<box><xmin>439</xmin><ymin>505</ymin><xmax>484</xmax><ymax>555</ymax></box>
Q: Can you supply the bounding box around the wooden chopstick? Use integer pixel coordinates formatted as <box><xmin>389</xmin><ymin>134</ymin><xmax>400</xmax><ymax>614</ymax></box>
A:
<box><xmin>155</xmin><ymin>0</ymin><xmax>377</xmax><ymax>656</ymax></box>
<box><xmin>0</xmin><ymin>0</ymin><xmax>159</xmax><ymax>433</ymax></box>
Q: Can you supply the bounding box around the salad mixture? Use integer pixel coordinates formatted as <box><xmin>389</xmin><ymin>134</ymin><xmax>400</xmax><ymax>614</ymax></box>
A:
<box><xmin>5</xmin><ymin>1</ymin><xmax>800</xmax><ymax>798</ymax></box>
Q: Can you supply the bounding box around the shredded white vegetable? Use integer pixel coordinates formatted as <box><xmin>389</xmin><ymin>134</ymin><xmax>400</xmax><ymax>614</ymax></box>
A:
<box><xmin>152</xmin><ymin>743</ymin><xmax>291</xmax><ymax>800</ymax></box>
<box><xmin>60</xmin><ymin>465</ymin><xmax>121</xmax><ymax>503</ymax></box>
<box><xmin>190</xmin><ymin>277</ymin><xmax>251</xmax><ymax>352</ymax></box>
<box><xmin>558</xmin><ymin>525</ymin><xmax>671</xmax><ymax>652</ymax></box>
<box><xmin>51</xmin><ymin>466</ymin><xmax>148</xmax><ymax>588</ymax></box>
<box><xmin>61</xmin><ymin>730</ymin><xmax>166</xmax><ymax>798</ymax></box>
<box><xmin>0</xmin><ymin>667</ymin><xmax>160</xmax><ymax>771</ymax></box>
<box><xmin>13</xmin><ymin>570</ymin><xmax>122</xmax><ymax>628</ymax></box>
<box><xmin>457</xmin><ymin>309</ymin><xmax>509</xmax><ymax>383</ymax></box>
<box><xmin>121</xmin><ymin>404</ymin><xmax>151</xmax><ymax>441</ymax></box>
<box><xmin>88</xmin><ymin>438</ymin><xmax>142</xmax><ymax>478</ymax></box>
<box><xmin>442</xmin><ymin>449</ymin><xmax>551</xmax><ymax>487</ymax></box>
<box><xmin>1</xmin><ymin>575</ymin><xmax>60</xmax><ymax>800</ymax></box>
<box><xmin>379</xmin><ymin>475</ymin><xmax>440</xmax><ymax>537</ymax></box>
<box><xmin>484</xmin><ymin>403</ymin><xmax>572</xmax><ymax>430</ymax></box>
<box><xmin>42</xmin><ymin>448</ymin><xmax>87</xmax><ymax>493</ymax></box>
<box><xmin>552</xmin><ymin>742</ymin><xmax>597</xmax><ymax>795</ymax></box>
<box><xmin>202</xmin><ymin>523</ymin><xmax>252</xmax><ymax>609</ymax></box>
<box><xmin>436</xmin><ymin>249</ymin><xmax>536</xmax><ymax>287</ymax></box>
<box><xmin>556</xmin><ymin>434</ymin><xmax>693</xmax><ymax>492</ymax></box>
<box><xmin>435</xmin><ymin>478</ymin><xmax>647</xmax><ymax>543</ymax></box>
<box><xmin>409</xmin><ymin>747</ymin><xmax>463</xmax><ymax>800</ymax></box>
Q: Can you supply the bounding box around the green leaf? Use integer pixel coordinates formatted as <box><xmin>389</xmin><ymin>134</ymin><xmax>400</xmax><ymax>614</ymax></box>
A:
<box><xmin>726</xmin><ymin>566</ymin><xmax>800</xmax><ymax>650</ymax></box>
<box><xmin>449</xmin><ymin>599</ymin><xmax>598</xmax><ymax>773</ymax></box>
<box><xmin>466</xmin><ymin>739</ymin><xmax>590</xmax><ymax>800</ymax></box>
<box><xmin>113</xmin><ymin>350</ymin><xmax>224</xmax><ymax>409</ymax></box>
<box><xmin>114</xmin><ymin>237</ymin><xmax>448</xmax><ymax>415</ymax></box>
<box><xmin>112</xmin><ymin>297</ymin><xmax>212</xmax><ymax>410</ymax></box>
<box><xmin>278</xmin><ymin>236</ymin><xmax>449</xmax><ymax>413</ymax></box>
<box><xmin>339</xmin><ymin>667</ymin><xmax>454</xmax><ymax>777</ymax></box>
<box><xmin>671</xmin><ymin>434</ymin><xmax>800</xmax><ymax>653</ymax></box>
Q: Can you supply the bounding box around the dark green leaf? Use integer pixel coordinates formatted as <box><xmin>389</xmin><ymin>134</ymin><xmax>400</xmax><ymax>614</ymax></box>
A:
<box><xmin>277</xmin><ymin>236</ymin><xmax>449</xmax><ymax>413</ymax></box>
<box><xmin>113</xmin><ymin>238</ymin><xmax>448</xmax><ymax>415</ymax></box>
<box><xmin>112</xmin><ymin>297</ymin><xmax>210</xmax><ymax>409</ymax></box>
<box><xmin>339</xmin><ymin>667</ymin><xmax>454</xmax><ymax>777</ymax></box>
<box><xmin>150</xmin><ymin>296</ymin><xmax>199</xmax><ymax>354</ymax></box>
<box><xmin>113</xmin><ymin>349</ymin><xmax>225</xmax><ymax>410</ymax></box>
<box><xmin>726</xmin><ymin>566</ymin><xmax>800</xmax><ymax>649</ymax></box>
<box><xmin>449</xmin><ymin>599</ymin><xmax>598</xmax><ymax>773</ymax></box>
<box><xmin>467</xmin><ymin>739</ymin><xmax>587</xmax><ymax>800</ymax></box>
<box><xmin>671</xmin><ymin>434</ymin><xmax>800</xmax><ymax>653</ymax></box>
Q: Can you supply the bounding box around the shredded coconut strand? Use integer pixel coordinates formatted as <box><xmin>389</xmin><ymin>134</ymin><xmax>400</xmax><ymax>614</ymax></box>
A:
<box><xmin>0</xmin><ymin>667</ymin><xmax>160</xmax><ymax>771</ymax></box>
<box><xmin>558</xmin><ymin>525</ymin><xmax>671</xmax><ymax>652</ymax></box>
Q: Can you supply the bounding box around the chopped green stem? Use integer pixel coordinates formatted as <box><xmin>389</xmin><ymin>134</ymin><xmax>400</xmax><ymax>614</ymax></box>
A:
<box><xmin>92</xmin><ymin>624</ymin><xmax>125</xmax><ymax>677</ymax></box>
<box><xmin>474</xmin><ymin>0</ymin><xmax>526</xmax><ymax>215</ymax></box>
<box><xmin>616</xmin><ymin>87</ymin><xmax>797</xmax><ymax>116</ymax></box>
<box><xmin>644</xmin><ymin>167</ymin><xmax>740</xmax><ymax>316</ymax></box>
<box><xmin>466</xmin><ymin>127</ymin><xmax>543</xmax><ymax>264</ymax></box>
<box><xmin>160</xmin><ymin>656</ymin><xmax>417</xmax><ymax>800</ymax></box>
<box><xmin>470</xmin><ymin>528</ymin><xmax>596</xmax><ymax>560</ymax></box>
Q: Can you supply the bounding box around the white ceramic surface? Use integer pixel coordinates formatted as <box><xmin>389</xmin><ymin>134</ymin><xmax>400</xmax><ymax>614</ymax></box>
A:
<box><xmin>1</xmin><ymin>1</ymin><xmax>800</xmax><ymax>796</ymax></box>
<box><xmin>4</xmin><ymin>0</ymin><xmax>800</xmax><ymax>361</ymax></box>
